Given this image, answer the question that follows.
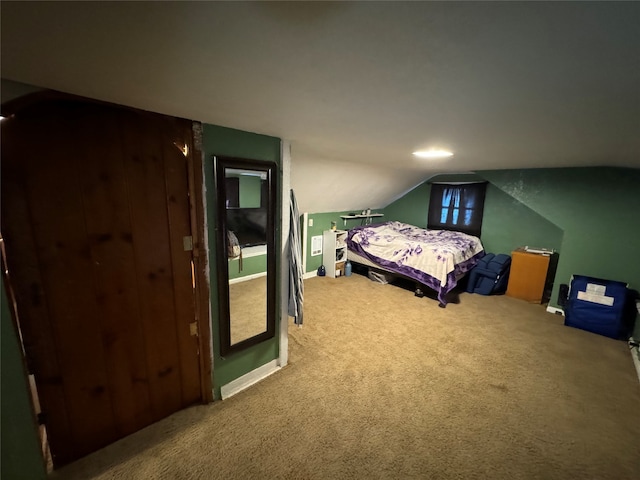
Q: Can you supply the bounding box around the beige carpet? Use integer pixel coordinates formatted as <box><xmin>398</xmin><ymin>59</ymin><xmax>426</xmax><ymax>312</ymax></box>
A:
<box><xmin>229</xmin><ymin>276</ymin><xmax>267</xmax><ymax>344</ymax></box>
<box><xmin>53</xmin><ymin>274</ymin><xmax>640</xmax><ymax>479</ymax></box>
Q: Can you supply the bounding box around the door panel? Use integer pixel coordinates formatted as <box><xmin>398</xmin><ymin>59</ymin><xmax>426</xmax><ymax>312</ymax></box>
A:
<box><xmin>1</xmin><ymin>137</ymin><xmax>76</xmax><ymax>463</ymax></box>
<box><xmin>74</xmin><ymin>108</ymin><xmax>153</xmax><ymax>436</ymax></box>
<box><xmin>1</xmin><ymin>99</ymin><xmax>202</xmax><ymax>466</ymax></box>
<box><xmin>121</xmin><ymin>112</ymin><xmax>184</xmax><ymax>421</ymax></box>
<box><xmin>21</xmin><ymin>106</ymin><xmax>119</xmax><ymax>458</ymax></box>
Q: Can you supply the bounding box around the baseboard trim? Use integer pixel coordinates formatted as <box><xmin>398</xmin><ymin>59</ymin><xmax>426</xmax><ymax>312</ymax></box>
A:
<box><xmin>229</xmin><ymin>271</ymin><xmax>267</xmax><ymax>285</ymax></box>
<box><xmin>303</xmin><ymin>271</ymin><xmax>317</xmax><ymax>280</ymax></box>
<box><xmin>220</xmin><ymin>359</ymin><xmax>280</xmax><ymax>400</ymax></box>
<box><xmin>546</xmin><ymin>306</ymin><xmax>564</xmax><ymax>316</ymax></box>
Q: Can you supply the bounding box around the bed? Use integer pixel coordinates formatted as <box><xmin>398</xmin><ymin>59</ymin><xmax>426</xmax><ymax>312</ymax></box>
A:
<box><xmin>346</xmin><ymin>221</ymin><xmax>485</xmax><ymax>307</ymax></box>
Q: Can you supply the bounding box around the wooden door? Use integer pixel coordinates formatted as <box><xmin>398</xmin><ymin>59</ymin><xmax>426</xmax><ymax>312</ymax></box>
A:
<box><xmin>1</xmin><ymin>98</ymin><xmax>203</xmax><ymax>466</ymax></box>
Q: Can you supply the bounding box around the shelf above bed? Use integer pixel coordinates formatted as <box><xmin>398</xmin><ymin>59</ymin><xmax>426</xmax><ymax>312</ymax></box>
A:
<box><xmin>340</xmin><ymin>213</ymin><xmax>383</xmax><ymax>226</ymax></box>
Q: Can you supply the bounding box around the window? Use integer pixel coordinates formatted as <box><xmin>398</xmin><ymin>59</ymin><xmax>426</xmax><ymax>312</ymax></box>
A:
<box><xmin>427</xmin><ymin>182</ymin><xmax>487</xmax><ymax>237</ymax></box>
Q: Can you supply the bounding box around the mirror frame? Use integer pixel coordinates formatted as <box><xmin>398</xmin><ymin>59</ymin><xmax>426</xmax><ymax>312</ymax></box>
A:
<box><xmin>214</xmin><ymin>155</ymin><xmax>277</xmax><ymax>357</ymax></box>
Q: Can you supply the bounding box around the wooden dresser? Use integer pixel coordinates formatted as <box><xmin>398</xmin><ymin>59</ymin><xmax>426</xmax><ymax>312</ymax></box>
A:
<box><xmin>506</xmin><ymin>248</ymin><xmax>552</xmax><ymax>303</ymax></box>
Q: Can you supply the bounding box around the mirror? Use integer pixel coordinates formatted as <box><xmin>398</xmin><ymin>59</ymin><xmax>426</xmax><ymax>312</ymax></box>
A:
<box><xmin>214</xmin><ymin>156</ymin><xmax>277</xmax><ymax>356</ymax></box>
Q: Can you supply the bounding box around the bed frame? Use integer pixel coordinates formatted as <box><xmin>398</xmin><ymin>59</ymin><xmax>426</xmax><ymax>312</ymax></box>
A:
<box><xmin>347</xmin><ymin>250</ymin><xmax>464</xmax><ymax>307</ymax></box>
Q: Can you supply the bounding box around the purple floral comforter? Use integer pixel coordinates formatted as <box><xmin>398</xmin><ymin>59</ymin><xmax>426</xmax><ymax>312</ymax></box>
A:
<box><xmin>347</xmin><ymin>221</ymin><xmax>485</xmax><ymax>305</ymax></box>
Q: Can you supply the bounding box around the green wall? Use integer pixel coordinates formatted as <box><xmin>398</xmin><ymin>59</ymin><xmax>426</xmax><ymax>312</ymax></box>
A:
<box><xmin>480</xmin><ymin>184</ymin><xmax>564</xmax><ymax>256</ymax></box>
<box><xmin>228</xmin><ymin>253</ymin><xmax>266</xmax><ymax>280</ymax></box>
<box><xmin>480</xmin><ymin>167</ymin><xmax>640</xmax><ymax>317</ymax></box>
<box><xmin>304</xmin><ymin>211</ymin><xmax>350</xmax><ymax>274</ymax></box>
<box><xmin>382</xmin><ymin>175</ymin><xmax>565</xmax><ymax>257</ymax></box>
<box><xmin>240</xmin><ymin>175</ymin><xmax>262</xmax><ymax>208</ymax></box>
<box><xmin>1</xmin><ymin>278</ymin><xmax>47</xmax><ymax>479</ymax></box>
<box><xmin>303</xmin><ymin>211</ymin><xmax>384</xmax><ymax>274</ymax></box>
<box><xmin>383</xmin><ymin>182</ymin><xmax>431</xmax><ymax>228</ymax></box>
<box><xmin>202</xmin><ymin>124</ymin><xmax>281</xmax><ymax>398</ymax></box>
<box><xmin>228</xmin><ymin>173</ymin><xmax>262</xmax><ymax>208</ymax></box>
<box><xmin>383</xmin><ymin>167</ymin><xmax>639</xmax><ymax>336</ymax></box>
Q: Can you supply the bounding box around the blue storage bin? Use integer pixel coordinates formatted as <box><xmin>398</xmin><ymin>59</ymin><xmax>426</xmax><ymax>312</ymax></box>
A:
<box><xmin>564</xmin><ymin>275</ymin><xmax>630</xmax><ymax>339</ymax></box>
<box><xmin>466</xmin><ymin>253</ymin><xmax>511</xmax><ymax>295</ymax></box>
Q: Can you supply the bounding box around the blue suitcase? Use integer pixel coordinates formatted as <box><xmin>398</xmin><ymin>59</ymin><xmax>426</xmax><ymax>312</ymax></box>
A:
<box><xmin>564</xmin><ymin>275</ymin><xmax>630</xmax><ymax>339</ymax></box>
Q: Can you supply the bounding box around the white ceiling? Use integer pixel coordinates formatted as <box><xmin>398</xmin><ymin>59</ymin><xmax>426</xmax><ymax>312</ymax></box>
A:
<box><xmin>2</xmin><ymin>2</ymin><xmax>639</xmax><ymax>213</ymax></box>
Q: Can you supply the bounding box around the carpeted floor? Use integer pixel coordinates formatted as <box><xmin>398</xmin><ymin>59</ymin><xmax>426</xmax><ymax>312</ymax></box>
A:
<box><xmin>53</xmin><ymin>273</ymin><xmax>640</xmax><ymax>479</ymax></box>
<box><xmin>229</xmin><ymin>276</ymin><xmax>267</xmax><ymax>344</ymax></box>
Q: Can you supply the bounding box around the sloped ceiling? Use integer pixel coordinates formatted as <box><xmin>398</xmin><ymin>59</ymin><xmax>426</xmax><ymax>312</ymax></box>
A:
<box><xmin>1</xmin><ymin>2</ymin><xmax>639</xmax><ymax>213</ymax></box>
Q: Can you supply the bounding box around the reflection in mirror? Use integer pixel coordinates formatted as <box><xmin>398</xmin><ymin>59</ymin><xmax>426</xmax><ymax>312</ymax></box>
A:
<box><xmin>229</xmin><ymin>275</ymin><xmax>266</xmax><ymax>344</ymax></box>
<box><xmin>215</xmin><ymin>157</ymin><xmax>276</xmax><ymax>357</ymax></box>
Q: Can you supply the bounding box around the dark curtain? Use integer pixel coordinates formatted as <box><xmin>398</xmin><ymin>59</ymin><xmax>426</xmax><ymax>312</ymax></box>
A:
<box><xmin>427</xmin><ymin>182</ymin><xmax>487</xmax><ymax>237</ymax></box>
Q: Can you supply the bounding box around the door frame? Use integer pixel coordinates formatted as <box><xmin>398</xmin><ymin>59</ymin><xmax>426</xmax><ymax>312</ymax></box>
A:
<box><xmin>185</xmin><ymin>121</ymin><xmax>214</xmax><ymax>403</ymax></box>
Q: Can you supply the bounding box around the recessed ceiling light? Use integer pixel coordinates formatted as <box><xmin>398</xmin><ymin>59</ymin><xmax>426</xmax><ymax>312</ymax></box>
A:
<box><xmin>413</xmin><ymin>149</ymin><xmax>453</xmax><ymax>159</ymax></box>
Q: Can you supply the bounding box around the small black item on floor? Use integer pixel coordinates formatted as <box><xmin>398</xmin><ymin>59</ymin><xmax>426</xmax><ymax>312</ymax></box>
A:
<box><xmin>558</xmin><ymin>284</ymin><xmax>569</xmax><ymax>307</ymax></box>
